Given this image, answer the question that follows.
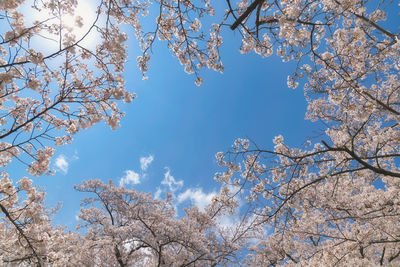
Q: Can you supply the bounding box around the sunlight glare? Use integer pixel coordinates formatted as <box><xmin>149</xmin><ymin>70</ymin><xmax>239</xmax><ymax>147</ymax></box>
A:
<box><xmin>60</xmin><ymin>1</ymin><xmax>97</xmax><ymax>44</ymax></box>
<box><xmin>29</xmin><ymin>0</ymin><xmax>98</xmax><ymax>50</ymax></box>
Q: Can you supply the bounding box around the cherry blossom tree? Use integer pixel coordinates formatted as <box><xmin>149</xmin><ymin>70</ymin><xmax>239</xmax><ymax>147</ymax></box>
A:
<box><xmin>73</xmin><ymin>179</ymin><xmax>249</xmax><ymax>266</ymax></box>
<box><xmin>0</xmin><ymin>0</ymin><xmax>226</xmax><ymax>265</ymax></box>
<box><xmin>0</xmin><ymin>174</ymin><xmax>253</xmax><ymax>266</ymax></box>
<box><xmin>0</xmin><ymin>0</ymin><xmax>221</xmax><ymax>176</ymax></box>
<box><xmin>214</xmin><ymin>0</ymin><xmax>400</xmax><ymax>265</ymax></box>
<box><xmin>0</xmin><ymin>171</ymin><xmax>81</xmax><ymax>266</ymax></box>
<box><xmin>1</xmin><ymin>0</ymin><xmax>400</xmax><ymax>266</ymax></box>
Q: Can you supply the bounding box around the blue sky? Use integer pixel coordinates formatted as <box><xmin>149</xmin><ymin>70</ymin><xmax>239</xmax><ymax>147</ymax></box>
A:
<box><xmin>9</xmin><ymin>3</ymin><xmax>322</xmax><ymax>228</ymax></box>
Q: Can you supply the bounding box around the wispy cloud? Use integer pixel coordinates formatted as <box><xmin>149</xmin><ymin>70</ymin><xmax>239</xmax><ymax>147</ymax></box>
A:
<box><xmin>55</xmin><ymin>155</ymin><xmax>69</xmax><ymax>174</ymax></box>
<box><xmin>75</xmin><ymin>211</ymin><xmax>81</xmax><ymax>221</ymax></box>
<box><xmin>154</xmin><ymin>187</ymin><xmax>162</xmax><ymax>199</ymax></box>
<box><xmin>119</xmin><ymin>154</ymin><xmax>155</xmax><ymax>187</ymax></box>
<box><xmin>140</xmin><ymin>155</ymin><xmax>154</xmax><ymax>171</ymax></box>
<box><xmin>161</xmin><ymin>167</ymin><xmax>183</xmax><ymax>192</ymax></box>
<box><xmin>72</xmin><ymin>150</ymin><xmax>79</xmax><ymax>160</ymax></box>
<box><xmin>119</xmin><ymin>170</ymin><xmax>141</xmax><ymax>186</ymax></box>
<box><xmin>177</xmin><ymin>188</ymin><xmax>217</xmax><ymax>211</ymax></box>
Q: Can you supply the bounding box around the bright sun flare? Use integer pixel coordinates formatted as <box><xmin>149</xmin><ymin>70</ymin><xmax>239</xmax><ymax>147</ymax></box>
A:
<box><xmin>28</xmin><ymin>0</ymin><xmax>97</xmax><ymax>48</ymax></box>
<box><xmin>60</xmin><ymin>1</ymin><xmax>97</xmax><ymax>41</ymax></box>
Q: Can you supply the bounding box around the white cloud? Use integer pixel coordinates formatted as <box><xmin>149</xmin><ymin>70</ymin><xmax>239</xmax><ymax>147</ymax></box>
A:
<box><xmin>55</xmin><ymin>155</ymin><xmax>69</xmax><ymax>174</ymax></box>
<box><xmin>119</xmin><ymin>170</ymin><xmax>141</xmax><ymax>186</ymax></box>
<box><xmin>75</xmin><ymin>211</ymin><xmax>81</xmax><ymax>221</ymax></box>
<box><xmin>140</xmin><ymin>155</ymin><xmax>154</xmax><ymax>171</ymax></box>
<box><xmin>154</xmin><ymin>187</ymin><xmax>162</xmax><ymax>199</ymax></box>
<box><xmin>161</xmin><ymin>167</ymin><xmax>183</xmax><ymax>192</ymax></box>
<box><xmin>177</xmin><ymin>188</ymin><xmax>217</xmax><ymax>211</ymax></box>
<box><xmin>72</xmin><ymin>150</ymin><xmax>79</xmax><ymax>160</ymax></box>
<box><xmin>216</xmin><ymin>214</ymin><xmax>238</xmax><ymax>229</ymax></box>
<box><xmin>118</xmin><ymin>154</ymin><xmax>154</xmax><ymax>187</ymax></box>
